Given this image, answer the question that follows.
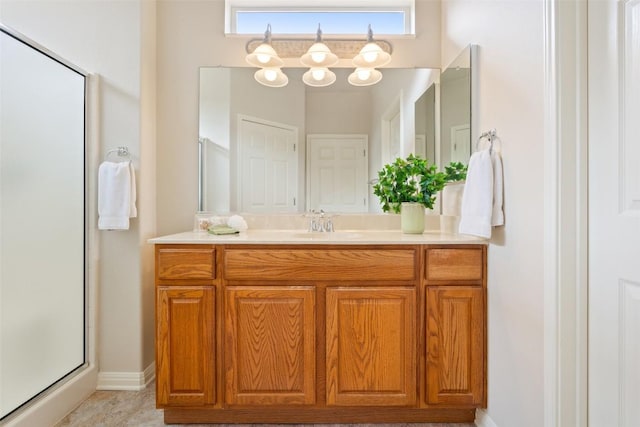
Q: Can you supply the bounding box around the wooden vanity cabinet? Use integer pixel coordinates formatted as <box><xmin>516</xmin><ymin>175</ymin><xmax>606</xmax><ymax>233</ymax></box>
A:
<box><xmin>155</xmin><ymin>246</ymin><xmax>217</xmax><ymax>407</ymax></box>
<box><xmin>424</xmin><ymin>247</ymin><xmax>487</xmax><ymax>407</ymax></box>
<box><xmin>224</xmin><ymin>286</ymin><xmax>316</xmax><ymax>405</ymax></box>
<box><xmin>154</xmin><ymin>243</ymin><xmax>486</xmax><ymax>423</ymax></box>
<box><xmin>326</xmin><ymin>287</ymin><xmax>416</xmax><ymax>406</ymax></box>
<box><xmin>222</xmin><ymin>246</ymin><xmax>418</xmax><ymax>408</ymax></box>
<box><xmin>156</xmin><ymin>287</ymin><xmax>216</xmax><ymax>406</ymax></box>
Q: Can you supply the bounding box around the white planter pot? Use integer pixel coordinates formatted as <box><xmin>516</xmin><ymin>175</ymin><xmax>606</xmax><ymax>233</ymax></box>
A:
<box><xmin>400</xmin><ymin>202</ymin><xmax>425</xmax><ymax>234</ymax></box>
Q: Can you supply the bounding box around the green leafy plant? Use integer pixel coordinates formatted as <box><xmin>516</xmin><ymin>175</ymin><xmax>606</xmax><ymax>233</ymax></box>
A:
<box><xmin>373</xmin><ymin>154</ymin><xmax>467</xmax><ymax>213</ymax></box>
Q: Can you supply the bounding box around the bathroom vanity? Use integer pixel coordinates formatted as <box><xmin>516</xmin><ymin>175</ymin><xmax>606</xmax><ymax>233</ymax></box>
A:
<box><xmin>150</xmin><ymin>230</ymin><xmax>486</xmax><ymax>424</ymax></box>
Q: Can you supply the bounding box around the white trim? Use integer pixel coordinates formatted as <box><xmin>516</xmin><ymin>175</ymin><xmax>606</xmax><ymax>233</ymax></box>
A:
<box><xmin>543</xmin><ymin>1</ymin><xmax>589</xmax><ymax>427</ymax></box>
<box><xmin>542</xmin><ymin>1</ymin><xmax>560</xmax><ymax>424</ymax></box>
<box><xmin>475</xmin><ymin>409</ymin><xmax>499</xmax><ymax>427</ymax></box>
<box><xmin>96</xmin><ymin>362</ymin><xmax>156</xmax><ymax>391</ymax></box>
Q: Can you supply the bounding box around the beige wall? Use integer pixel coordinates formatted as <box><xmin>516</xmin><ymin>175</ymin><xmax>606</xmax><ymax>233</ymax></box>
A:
<box><xmin>156</xmin><ymin>0</ymin><xmax>441</xmax><ymax>234</ymax></box>
<box><xmin>441</xmin><ymin>1</ymin><xmax>545</xmax><ymax>426</ymax></box>
<box><xmin>1</xmin><ymin>0</ymin><xmax>156</xmax><ymax>383</ymax></box>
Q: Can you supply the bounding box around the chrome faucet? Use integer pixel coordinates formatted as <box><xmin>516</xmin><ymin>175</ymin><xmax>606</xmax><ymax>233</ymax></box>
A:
<box><xmin>308</xmin><ymin>210</ymin><xmax>334</xmax><ymax>232</ymax></box>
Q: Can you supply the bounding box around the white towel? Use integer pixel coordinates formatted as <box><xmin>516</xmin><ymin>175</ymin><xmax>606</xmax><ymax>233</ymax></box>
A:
<box><xmin>458</xmin><ymin>148</ymin><xmax>504</xmax><ymax>238</ymax></box>
<box><xmin>491</xmin><ymin>149</ymin><xmax>504</xmax><ymax>226</ymax></box>
<box><xmin>98</xmin><ymin>161</ymin><xmax>137</xmax><ymax>230</ymax></box>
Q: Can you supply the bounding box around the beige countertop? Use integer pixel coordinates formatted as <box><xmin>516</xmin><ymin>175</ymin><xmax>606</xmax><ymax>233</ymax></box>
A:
<box><xmin>148</xmin><ymin>229</ymin><xmax>486</xmax><ymax>245</ymax></box>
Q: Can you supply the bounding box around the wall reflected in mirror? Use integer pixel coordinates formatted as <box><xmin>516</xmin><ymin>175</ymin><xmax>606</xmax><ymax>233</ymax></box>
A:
<box><xmin>440</xmin><ymin>45</ymin><xmax>476</xmax><ymax>165</ymax></box>
<box><xmin>198</xmin><ymin>67</ymin><xmax>439</xmax><ymax>214</ymax></box>
<box><xmin>414</xmin><ymin>84</ymin><xmax>436</xmax><ymax>163</ymax></box>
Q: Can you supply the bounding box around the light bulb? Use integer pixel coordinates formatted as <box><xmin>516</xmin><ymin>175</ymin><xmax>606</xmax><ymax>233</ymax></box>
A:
<box><xmin>357</xmin><ymin>69</ymin><xmax>372</xmax><ymax>81</ymax></box>
<box><xmin>311</xmin><ymin>52</ymin><xmax>327</xmax><ymax>63</ymax></box>
<box><xmin>363</xmin><ymin>51</ymin><xmax>378</xmax><ymax>63</ymax></box>
<box><xmin>312</xmin><ymin>69</ymin><xmax>326</xmax><ymax>81</ymax></box>
<box><xmin>264</xmin><ymin>69</ymin><xmax>277</xmax><ymax>82</ymax></box>
<box><xmin>257</xmin><ymin>53</ymin><xmax>271</xmax><ymax>64</ymax></box>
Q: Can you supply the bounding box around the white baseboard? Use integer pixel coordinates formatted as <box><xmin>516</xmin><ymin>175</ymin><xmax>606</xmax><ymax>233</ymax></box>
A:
<box><xmin>3</xmin><ymin>365</ymin><xmax>97</xmax><ymax>427</ymax></box>
<box><xmin>96</xmin><ymin>362</ymin><xmax>155</xmax><ymax>391</ymax></box>
<box><xmin>475</xmin><ymin>409</ymin><xmax>499</xmax><ymax>427</ymax></box>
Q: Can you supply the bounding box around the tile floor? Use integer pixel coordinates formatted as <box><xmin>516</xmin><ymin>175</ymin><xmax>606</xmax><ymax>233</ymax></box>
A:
<box><xmin>56</xmin><ymin>382</ymin><xmax>476</xmax><ymax>427</ymax></box>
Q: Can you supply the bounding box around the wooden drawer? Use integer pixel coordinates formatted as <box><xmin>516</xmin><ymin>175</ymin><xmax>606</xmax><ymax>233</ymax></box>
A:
<box><xmin>156</xmin><ymin>247</ymin><xmax>216</xmax><ymax>282</ymax></box>
<box><xmin>224</xmin><ymin>248</ymin><xmax>416</xmax><ymax>282</ymax></box>
<box><xmin>425</xmin><ymin>247</ymin><xmax>483</xmax><ymax>283</ymax></box>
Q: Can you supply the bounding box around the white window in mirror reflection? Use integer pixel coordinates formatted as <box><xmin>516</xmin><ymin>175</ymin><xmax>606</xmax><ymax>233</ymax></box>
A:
<box><xmin>226</xmin><ymin>0</ymin><xmax>414</xmax><ymax>35</ymax></box>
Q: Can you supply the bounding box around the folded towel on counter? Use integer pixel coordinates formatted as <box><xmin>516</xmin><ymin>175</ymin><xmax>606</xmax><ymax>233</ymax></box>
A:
<box><xmin>98</xmin><ymin>161</ymin><xmax>137</xmax><ymax>230</ymax></box>
<box><xmin>208</xmin><ymin>225</ymin><xmax>239</xmax><ymax>235</ymax></box>
<box><xmin>227</xmin><ymin>214</ymin><xmax>248</xmax><ymax>231</ymax></box>
<box><xmin>458</xmin><ymin>148</ymin><xmax>504</xmax><ymax>238</ymax></box>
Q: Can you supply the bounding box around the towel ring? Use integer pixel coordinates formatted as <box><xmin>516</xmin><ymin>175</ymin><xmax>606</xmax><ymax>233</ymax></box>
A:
<box><xmin>106</xmin><ymin>146</ymin><xmax>130</xmax><ymax>160</ymax></box>
<box><xmin>476</xmin><ymin>129</ymin><xmax>497</xmax><ymax>153</ymax></box>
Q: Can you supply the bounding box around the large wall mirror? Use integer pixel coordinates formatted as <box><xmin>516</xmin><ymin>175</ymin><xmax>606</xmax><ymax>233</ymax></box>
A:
<box><xmin>198</xmin><ymin>45</ymin><xmax>475</xmax><ymax>215</ymax></box>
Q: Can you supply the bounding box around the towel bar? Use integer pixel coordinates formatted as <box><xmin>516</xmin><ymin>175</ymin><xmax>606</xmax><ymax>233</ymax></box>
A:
<box><xmin>476</xmin><ymin>129</ymin><xmax>497</xmax><ymax>153</ymax></box>
<box><xmin>106</xmin><ymin>146</ymin><xmax>130</xmax><ymax>159</ymax></box>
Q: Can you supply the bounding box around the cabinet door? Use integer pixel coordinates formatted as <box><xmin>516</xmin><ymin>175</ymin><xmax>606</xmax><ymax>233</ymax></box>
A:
<box><xmin>426</xmin><ymin>287</ymin><xmax>484</xmax><ymax>406</ymax></box>
<box><xmin>156</xmin><ymin>287</ymin><xmax>216</xmax><ymax>407</ymax></box>
<box><xmin>225</xmin><ymin>286</ymin><xmax>316</xmax><ymax>405</ymax></box>
<box><xmin>326</xmin><ymin>287</ymin><xmax>416</xmax><ymax>406</ymax></box>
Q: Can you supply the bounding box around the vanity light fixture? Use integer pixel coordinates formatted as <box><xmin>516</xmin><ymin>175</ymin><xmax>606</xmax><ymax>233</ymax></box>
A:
<box><xmin>254</xmin><ymin>67</ymin><xmax>289</xmax><ymax>88</ymax></box>
<box><xmin>245</xmin><ymin>24</ymin><xmax>392</xmax><ymax>88</ymax></box>
<box><xmin>352</xmin><ymin>25</ymin><xmax>391</xmax><ymax>68</ymax></box>
<box><xmin>348</xmin><ymin>67</ymin><xmax>382</xmax><ymax>86</ymax></box>
<box><xmin>302</xmin><ymin>67</ymin><xmax>337</xmax><ymax>87</ymax></box>
<box><xmin>245</xmin><ymin>24</ymin><xmax>284</xmax><ymax>68</ymax></box>
<box><xmin>300</xmin><ymin>25</ymin><xmax>338</xmax><ymax>87</ymax></box>
<box><xmin>300</xmin><ymin>25</ymin><xmax>339</xmax><ymax>68</ymax></box>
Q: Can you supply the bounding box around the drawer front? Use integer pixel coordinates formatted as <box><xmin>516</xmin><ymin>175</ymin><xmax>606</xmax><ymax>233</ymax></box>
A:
<box><xmin>425</xmin><ymin>248</ymin><xmax>483</xmax><ymax>283</ymax></box>
<box><xmin>224</xmin><ymin>249</ymin><xmax>416</xmax><ymax>281</ymax></box>
<box><xmin>157</xmin><ymin>247</ymin><xmax>216</xmax><ymax>281</ymax></box>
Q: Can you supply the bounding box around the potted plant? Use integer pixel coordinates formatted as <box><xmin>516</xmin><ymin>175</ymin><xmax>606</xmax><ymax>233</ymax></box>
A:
<box><xmin>373</xmin><ymin>154</ymin><xmax>467</xmax><ymax>233</ymax></box>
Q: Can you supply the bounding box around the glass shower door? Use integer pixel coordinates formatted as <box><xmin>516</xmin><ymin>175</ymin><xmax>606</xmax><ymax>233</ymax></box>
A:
<box><xmin>0</xmin><ymin>27</ymin><xmax>87</xmax><ymax>421</ymax></box>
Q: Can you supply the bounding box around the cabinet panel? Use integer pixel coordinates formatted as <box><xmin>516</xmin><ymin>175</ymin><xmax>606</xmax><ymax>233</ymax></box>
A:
<box><xmin>225</xmin><ymin>287</ymin><xmax>316</xmax><ymax>405</ymax></box>
<box><xmin>426</xmin><ymin>287</ymin><xmax>484</xmax><ymax>406</ymax></box>
<box><xmin>224</xmin><ymin>249</ymin><xmax>416</xmax><ymax>281</ymax></box>
<box><xmin>156</xmin><ymin>287</ymin><xmax>216</xmax><ymax>406</ymax></box>
<box><xmin>425</xmin><ymin>248</ymin><xmax>483</xmax><ymax>283</ymax></box>
<box><xmin>157</xmin><ymin>247</ymin><xmax>215</xmax><ymax>281</ymax></box>
<box><xmin>326</xmin><ymin>287</ymin><xmax>416</xmax><ymax>406</ymax></box>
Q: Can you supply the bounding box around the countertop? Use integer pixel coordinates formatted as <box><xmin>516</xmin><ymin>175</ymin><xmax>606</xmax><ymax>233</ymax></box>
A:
<box><xmin>148</xmin><ymin>229</ymin><xmax>487</xmax><ymax>245</ymax></box>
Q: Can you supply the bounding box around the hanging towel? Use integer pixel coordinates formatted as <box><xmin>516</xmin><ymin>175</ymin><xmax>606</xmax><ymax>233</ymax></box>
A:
<box><xmin>458</xmin><ymin>147</ymin><xmax>504</xmax><ymax>238</ymax></box>
<box><xmin>98</xmin><ymin>161</ymin><xmax>137</xmax><ymax>230</ymax></box>
<box><xmin>491</xmin><ymin>149</ymin><xmax>505</xmax><ymax>226</ymax></box>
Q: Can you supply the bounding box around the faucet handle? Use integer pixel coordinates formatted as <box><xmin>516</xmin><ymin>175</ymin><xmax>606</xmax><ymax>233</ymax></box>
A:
<box><xmin>324</xmin><ymin>218</ymin><xmax>334</xmax><ymax>232</ymax></box>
